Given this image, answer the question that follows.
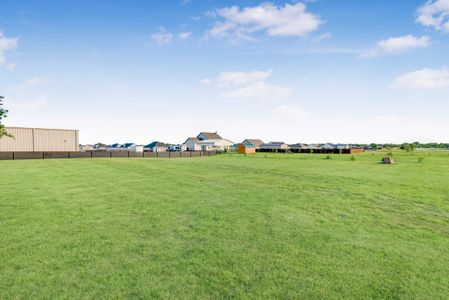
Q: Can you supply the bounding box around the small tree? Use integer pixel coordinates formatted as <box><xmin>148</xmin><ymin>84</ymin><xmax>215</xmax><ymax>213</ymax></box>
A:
<box><xmin>400</xmin><ymin>143</ymin><xmax>416</xmax><ymax>152</ymax></box>
<box><xmin>0</xmin><ymin>96</ymin><xmax>13</xmax><ymax>138</ymax></box>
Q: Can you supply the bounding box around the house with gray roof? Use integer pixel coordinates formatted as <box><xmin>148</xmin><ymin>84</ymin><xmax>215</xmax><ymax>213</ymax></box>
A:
<box><xmin>197</xmin><ymin>132</ymin><xmax>222</xmax><ymax>140</ymax></box>
<box><xmin>259</xmin><ymin>142</ymin><xmax>290</xmax><ymax>151</ymax></box>
<box><xmin>289</xmin><ymin>143</ymin><xmax>309</xmax><ymax>150</ymax></box>
<box><xmin>241</xmin><ymin>139</ymin><xmax>265</xmax><ymax>149</ymax></box>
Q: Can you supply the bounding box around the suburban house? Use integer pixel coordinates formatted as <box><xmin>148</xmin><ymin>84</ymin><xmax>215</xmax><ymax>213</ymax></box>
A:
<box><xmin>182</xmin><ymin>132</ymin><xmax>234</xmax><ymax>151</ymax></box>
<box><xmin>289</xmin><ymin>143</ymin><xmax>309</xmax><ymax>150</ymax></box>
<box><xmin>93</xmin><ymin>143</ymin><xmax>109</xmax><ymax>151</ymax></box>
<box><xmin>241</xmin><ymin>139</ymin><xmax>265</xmax><ymax>149</ymax></box>
<box><xmin>144</xmin><ymin>141</ymin><xmax>168</xmax><ymax>152</ymax></box>
<box><xmin>307</xmin><ymin>144</ymin><xmax>321</xmax><ymax>150</ymax></box>
<box><xmin>334</xmin><ymin>144</ymin><xmax>349</xmax><ymax>150</ymax></box>
<box><xmin>108</xmin><ymin>143</ymin><xmax>139</xmax><ymax>152</ymax></box>
<box><xmin>182</xmin><ymin>137</ymin><xmax>201</xmax><ymax>151</ymax></box>
<box><xmin>259</xmin><ymin>142</ymin><xmax>290</xmax><ymax>151</ymax></box>
<box><xmin>321</xmin><ymin>143</ymin><xmax>335</xmax><ymax>150</ymax></box>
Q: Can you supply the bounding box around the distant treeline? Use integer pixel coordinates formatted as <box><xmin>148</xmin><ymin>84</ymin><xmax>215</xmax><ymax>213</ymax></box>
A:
<box><xmin>365</xmin><ymin>143</ymin><xmax>449</xmax><ymax>150</ymax></box>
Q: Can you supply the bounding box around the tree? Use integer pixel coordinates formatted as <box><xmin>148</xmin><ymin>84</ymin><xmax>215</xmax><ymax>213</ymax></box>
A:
<box><xmin>0</xmin><ymin>96</ymin><xmax>13</xmax><ymax>138</ymax></box>
<box><xmin>400</xmin><ymin>143</ymin><xmax>416</xmax><ymax>152</ymax></box>
<box><xmin>400</xmin><ymin>143</ymin><xmax>410</xmax><ymax>151</ymax></box>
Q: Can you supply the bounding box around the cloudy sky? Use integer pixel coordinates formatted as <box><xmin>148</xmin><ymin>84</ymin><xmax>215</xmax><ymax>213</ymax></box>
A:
<box><xmin>0</xmin><ymin>0</ymin><xmax>448</xmax><ymax>144</ymax></box>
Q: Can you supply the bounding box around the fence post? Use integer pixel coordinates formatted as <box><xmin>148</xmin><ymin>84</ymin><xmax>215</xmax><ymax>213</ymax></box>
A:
<box><xmin>12</xmin><ymin>152</ymin><xmax>15</xmax><ymax>160</ymax></box>
<box><xmin>157</xmin><ymin>152</ymin><xmax>159</xmax><ymax>158</ymax></box>
<box><xmin>68</xmin><ymin>151</ymin><xmax>70</xmax><ymax>159</ymax></box>
<box><xmin>128</xmin><ymin>151</ymin><xmax>130</xmax><ymax>158</ymax></box>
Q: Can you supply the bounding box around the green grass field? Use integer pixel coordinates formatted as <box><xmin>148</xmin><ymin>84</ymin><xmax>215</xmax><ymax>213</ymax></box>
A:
<box><xmin>1</xmin><ymin>151</ymin><xmax>449</xmax><ymax>299</ymax></box>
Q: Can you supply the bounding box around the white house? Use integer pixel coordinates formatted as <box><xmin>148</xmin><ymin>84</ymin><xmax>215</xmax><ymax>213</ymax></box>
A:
<box><xmin>182</xmin><ymin>132</ymin><xmax>234</xmax><ymax>151</ymax></box>
<box><xmin>198</xmin><ymin>139</ymin><xmax>234</xmax><ymax>151</ymax></box>
<box><xmin>144</xmin><ymin>141</ymin><xmax>168</xmax><ymax>152</ymax></box>
<box><xmin>182</xmin><ymin>137</ymin><xmax>201</xmax><ymax>151</ymax></box>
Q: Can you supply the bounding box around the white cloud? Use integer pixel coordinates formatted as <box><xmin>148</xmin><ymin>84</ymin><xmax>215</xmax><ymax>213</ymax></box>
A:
<box><xmin>378</xmin><ymin>35</ymin><xmax>431</xmax><ymax>54</ymax></box>
<box><xmin>152</xmin><ymin>29</ymin><xmax>173</xmax><ymax>46</ymax></box>
<box><xmin>179</xmin><ymin>31</ymin><xmax>192</xmax><ymax>40</ymax></box>
<box><xmin>5</xmin><ymin>62</ymin><xmax>16</xmax><ymax>71</ymax></box>
<box><xmin>6</xmin><ymin>76</ymin><xmax>48</xmax><ymax>91</ymax></box>
<box><xmin>0</xmin><ymin>31</ymin><xmax>19</xmax><ymax>69</ymax></box>
<box><xmin>207</xmin><ymin>69</ymin><xmax>292</xmax><ymax>100</ymax></box>
<box><xmin>392</xmin><ymin>68</ymin><xmax>449</xmax><ymax>89</ymax></box>
<box><xmin>223</xmin><ymin>82</ymin><xmax>292</xmax><ymax>100</ymax></box>
<box><xmin>12</xmin><ymin>95</ymin><xmax>48</xmax><ymax>111</ymax></box>
<box><xmin>368</xmin><ymin>114</ymin><xmax>407</xmax><ymax>125</ymax></box>
<box><xmin>216</xmin><ymin>70</ymin><xmax>272</xmax><ymax>87</ymax></box>
<box><xmin>273</xmin><ymin>104</ymin><xmax>308</xmax><ymax>120</ymax></box>
<box><xmin>417</xmin><ymin>0</ymin><xmax>449</xmax><ymax>32</ymax></box>
<box><xmin>206</xmin><ymin>2</ymin><xmax>322</xmax><ymax>41</ymax></box>
<box><xmin>312</xmin><ymin>32</ymin><xmax>332</xmax><ymax>43</ymax></box>
<box><xmin>361</xmin><ymin>35</ymin><xmax>431</xmax><ymax>57</ymax></box>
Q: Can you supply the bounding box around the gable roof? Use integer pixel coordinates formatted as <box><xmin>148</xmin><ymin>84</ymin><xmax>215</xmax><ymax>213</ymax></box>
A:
<box><xmin>197</xmin><ymin>132</ymin><xmax>222</xmax><ymax>140</ymax></box>
<box><xmin>242</xmin><ymin>139</ymin><xmax>264</xmax><ymax>147</ymax></box>
<box><xmin>260</xmin><ymin>141</ymin><xmax>288</xmax><ymax>148</ymax></box>
<box><xmin>122</xmin><ymin>143</ymin><xmax>136</xmax><ymax>148</ymax></box>
<box><xmin>289</xmin><ymin>143</ymin><xmax>309</xmax><ymax>149</ymax></box>
<box><xmin>145</xmin><ymin>141</ymin><xmax>167</xmax><ymax>148</ymax></box>
<box><xmin>268</xmin><ymin>141</ymin><xmax>286</xmax><ymax>145</ymax></box>
<box><xmin>182</xmin><ymin>137</ymin><xmax>200</xmax><ymax>145</ymax></box>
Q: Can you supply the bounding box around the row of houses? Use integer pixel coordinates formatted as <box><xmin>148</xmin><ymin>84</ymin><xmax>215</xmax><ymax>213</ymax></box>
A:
<box><xmin>80</xmin><ymin>132</ymin><xmax>234</xmax><ymax>153</ymax></box>
<box><xmin>238</xmin><ymin>139</ymin><xmax>363</xmax><ymax>154</ymax></box>
<box><xmin>82</xmin><ymin>142</ymin><xmax>175</xmax><ymax>153</ymax></box>
<box><xmin>81</xmin><ymin>132</ymin><xmax>363</xmax><ymax>154</ymax></box>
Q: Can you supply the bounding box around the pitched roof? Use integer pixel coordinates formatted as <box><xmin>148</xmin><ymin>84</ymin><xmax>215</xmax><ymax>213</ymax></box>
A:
<box><xmin>182</xmin><ymin>137</ymin><xmax>200</xmax><ymax>145</ymax></box>
<box><xmin>122</xmin><ymin>143</ymin><xmax>136</xmax><ymax>148</ymax></box>
<box><xmin>197</xmin><ymin>132</ymin><xmax>222</xmax><ymax>140</ymax></box>
<box><xmin>144</xmin><ymin>141</ymin><xmax>167</xmax><ymax>148</ymax></box>
<box><xmin>268</xmin><ymin>142</ymin><xmax>286</xmax><ymax>145</ymax></box>
<box><xmin>289</xmin><ymin>143</ymin><xmax>309</xmax><ymax>149</ymax></box>
<box><xmin>242</xmin><ymin>139</ymin><xmax>264</xmax><ymax>147</ymax></box>
<box><xmin>260</xmin><ymin>142</ymin><xmax>288</xmax><ymax>148</ymax></box>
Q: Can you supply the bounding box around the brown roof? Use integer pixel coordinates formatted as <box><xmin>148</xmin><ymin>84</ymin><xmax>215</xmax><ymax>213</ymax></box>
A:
<box><xmin>197</xmin><ymin>132</ymin><xmax>222</xmax><ymax>140</ymax></box>
<box><xmin>242</xmin><ymin>139</ymin><xmax>264</xmax><ymax>147</ymax></box>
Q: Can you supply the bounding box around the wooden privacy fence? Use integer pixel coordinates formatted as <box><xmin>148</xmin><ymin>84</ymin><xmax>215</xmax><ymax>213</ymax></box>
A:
<box><xmin>257</xmin><ymin>149</ymin><xmax>364</xmax><ymax>154</ymax></box>
<box><xmin>0</xmin><ymin>151</ymin><xmax>216</xmax><ymax>160</ymax></box>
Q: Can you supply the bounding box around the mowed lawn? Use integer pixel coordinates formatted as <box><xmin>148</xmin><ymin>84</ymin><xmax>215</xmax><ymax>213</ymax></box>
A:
<box><xmin>1</xmin><ymin>152</ymin><xmax>449</xmax><ymax>299</ymax></box>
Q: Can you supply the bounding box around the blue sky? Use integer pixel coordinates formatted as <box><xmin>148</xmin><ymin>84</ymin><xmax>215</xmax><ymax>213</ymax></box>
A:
<box><xmin>1</xmin><ymin>0</ymin><xmax>448</xmax><ymax>144</ymax></box>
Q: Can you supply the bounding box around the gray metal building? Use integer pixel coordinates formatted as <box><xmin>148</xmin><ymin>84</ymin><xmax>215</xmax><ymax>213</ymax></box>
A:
<box><xmin>0</xmin><ymin>127</ymin><xmax>79</xmax><ymax>152</ymax></box>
